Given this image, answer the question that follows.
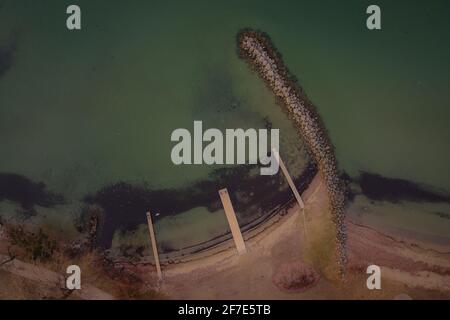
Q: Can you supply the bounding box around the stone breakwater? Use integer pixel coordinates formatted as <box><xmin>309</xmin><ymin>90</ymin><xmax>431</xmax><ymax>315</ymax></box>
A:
<box><xmin>237</xmin><ymin>29</ymin><xmax>347</xmax><ymax>274</ymax></box>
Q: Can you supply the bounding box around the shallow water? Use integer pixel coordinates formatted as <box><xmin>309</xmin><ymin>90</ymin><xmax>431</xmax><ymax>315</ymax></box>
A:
<box><xmin>0</xmin><ymin>0</ymin><xmax>449</xmax><ymax>249</ymax></box>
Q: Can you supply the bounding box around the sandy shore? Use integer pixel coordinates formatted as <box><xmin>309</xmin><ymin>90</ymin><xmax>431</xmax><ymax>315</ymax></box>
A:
<box><xmin>155</xmin><ymin>175</ymin><xmax>450</xmax><ymax>299</ymax></box>
<box><xmin>1</xmin><ymin>173</ymin><xmax>449</xmax><ymax>299</ymax></box>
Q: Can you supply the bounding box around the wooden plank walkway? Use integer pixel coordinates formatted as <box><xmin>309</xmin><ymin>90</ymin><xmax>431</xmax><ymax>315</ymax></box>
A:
<box><xmin>219</xmin><ymin>188</ymin><xmax>247</xmax><ymax>255</ymax></box>
<box><xmin>146</xmin><ymin>212</ymin><xmax>163</xmax><ymax>280</ymax></box>
<box><xmin>272</xmin><ymin>148</ymin><xmax>307</xmax><ymax>237</ymax></box>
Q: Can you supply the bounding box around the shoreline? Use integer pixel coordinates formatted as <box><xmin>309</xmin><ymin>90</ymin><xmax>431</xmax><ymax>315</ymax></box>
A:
<box><xmin>110</xmin><ymin>173</ymin><xmax>321</xmax><ymax>267</ymax></box>
<box><xmin>85</xmin><ymin>158</ymin><xmax>317</xmax><ymax>249</ymax></box>
<box><xmin>132</xmin><ymin>174</ymin><xmax>324</xmax><ymax>276</ymax></box>
<box><xmin>102</xmin><ymin>159</ymin><xmax>318</xmax><ymax>264</ymax></box>
<box><xmin>158</xmin><ymin>175</ymin><xmax>450</xmax><ymax>299</ymax></box>
<box><xmin>348</xmin><ymin>217</ymin><xmax>450</xmax><ymax>254</ymax></box>
<box><xmin>2</xmin><ymin>172</ymin><xmax>449</xmax><ymax>299</ymax></box>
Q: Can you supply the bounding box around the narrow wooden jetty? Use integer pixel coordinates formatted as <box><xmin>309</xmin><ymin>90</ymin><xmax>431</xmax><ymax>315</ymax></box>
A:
<box><xmin>219</xmin><ymin>188</ymin><xmax>247</xmax><ymax>255</ymax></box>
<box><xmin>146</xmin><ymin>212</ymin><xmax>163</xmax><ymax>280</ymax></box>
<box><xmin>272</xmin><ymin>148</ymin><xmax>307</xmax><ymax>237</ymax></box>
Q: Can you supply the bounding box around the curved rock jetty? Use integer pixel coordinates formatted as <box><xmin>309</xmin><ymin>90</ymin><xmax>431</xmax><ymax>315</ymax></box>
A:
<box><xmin>237</xmin><ymin>29</ymin><xmax>347</xmax><ymax>275</ymax></box>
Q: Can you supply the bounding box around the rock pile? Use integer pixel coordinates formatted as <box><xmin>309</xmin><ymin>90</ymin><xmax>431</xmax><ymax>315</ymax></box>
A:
<box><xmin>238</xmin><ymin>29</ymin><xmax>347</xmax><ymax>275</ymax></box>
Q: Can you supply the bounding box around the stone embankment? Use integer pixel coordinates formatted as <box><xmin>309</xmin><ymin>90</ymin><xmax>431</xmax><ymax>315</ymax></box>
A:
<box><xmin>237</xmin><ymin>29</ymin><xmax>347</xmax><ymax>274</ymax></box>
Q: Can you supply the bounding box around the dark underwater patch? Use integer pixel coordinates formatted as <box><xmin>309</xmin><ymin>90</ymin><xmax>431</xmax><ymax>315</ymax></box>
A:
<box><xmin>359</xmin><ymin>171</ymin><xmax>450</xmax><ymax>203</ymax></box>
<box><xmin>84</xmin><ymin>162</ymin><xmax>318</xmax><ymax>248</ymax></box>
<box><xmin>195</xmin><ymin>68</ymin><xmax>240</xmax><ymax>115</ymax></box>
<box><xmin>0</xmin><ymin>41</ymin><xmax>15</xmax><ymax>78</ymax></box>
<box><xmin>432</xmin><ymin>212</ymin><xmax>450</xmax><ymax>220</ymax></box>
<box><xmin>0</xmin><ymin>173</ymin><xmax>65</xmax><ymax>215</ymax></box>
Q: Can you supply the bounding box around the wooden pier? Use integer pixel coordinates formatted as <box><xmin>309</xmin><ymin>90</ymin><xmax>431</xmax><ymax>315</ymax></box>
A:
<box><xmin>146</xmin><ymin>212</ymin><xmax>163</xmax><ymax>280</ymax></box>
<box><xmin>219</xmin><ymin>188</ymin><xmax>247</xmax><ymax>255</ymax></box>
<box><xmin>272</xmin><ymin>148</ymin><xmax>307</xmax><ymax>237</ymax></box>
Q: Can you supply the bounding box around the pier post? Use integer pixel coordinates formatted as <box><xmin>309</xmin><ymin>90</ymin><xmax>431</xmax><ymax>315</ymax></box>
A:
<box><xmin>272</xmin><ymin>149</ymin><xmax>308</xmax><ymax>237</ymax></box>
<box><xmin>146</xmin><ymin>212</ymin><xmax>163</xmax><ymax>281</ymax></box>
<box><xmin>219</xmin><ymin>188</ymin><xmax>247</xmax><ymax>255</ymax></box>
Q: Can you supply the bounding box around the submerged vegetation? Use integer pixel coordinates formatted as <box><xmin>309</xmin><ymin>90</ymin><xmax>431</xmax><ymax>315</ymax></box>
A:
<box><xmin>0</xmin><ymin>39</ymin><xmax>16</xmax><ymax>78</ymax></box>
<box><xmin>0</xmin><ymin>173</ymin><xmax>65</xmax><ymax>216</ymax></box>
<box><xmin>82</xmin><ymin>162</ymin><xmax>317</xmax><ymax>249</ymax></box>
<box><xmin>358</xmin><ymin>172</ymin><xmax>450</xmax><ymax>203</ymax></box>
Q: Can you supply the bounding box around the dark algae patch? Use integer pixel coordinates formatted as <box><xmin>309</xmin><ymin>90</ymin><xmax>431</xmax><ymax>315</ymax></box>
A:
<box><xmin>0</xmin><ymin>40</ymin><xmax>15</xmax><ymax>78</ymax></box>
<box><xmin>0</xmin><ymin>173</ymin><xmax>65</xmax><ymax>215</ymax></box>
<box><xmin>432</xmin><ymin>212</ymin><xmax>450</xmax><ymax>219</ymax></box>
<box><xmin>84</xmin><ymin>162</ymin><xmax>317</xmax><ymax>248</ymax></box>
<box><xmin>359</xmin><ymin>171</ymin><xmax>450</xmax><ymax>203</ymax></box>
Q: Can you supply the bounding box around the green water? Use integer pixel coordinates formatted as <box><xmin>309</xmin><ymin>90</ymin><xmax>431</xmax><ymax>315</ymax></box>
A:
<box><xmin>1</xmin><ymin>0</ymin><xmax>449</xmax><ymax>248</ymax></box>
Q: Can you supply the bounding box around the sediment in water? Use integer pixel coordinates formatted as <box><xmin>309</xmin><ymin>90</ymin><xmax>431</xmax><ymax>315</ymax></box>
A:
<box><xmin>237</xmin><ymin>29</ymin><xmax>347</xmax><ymax>275</ymax></box>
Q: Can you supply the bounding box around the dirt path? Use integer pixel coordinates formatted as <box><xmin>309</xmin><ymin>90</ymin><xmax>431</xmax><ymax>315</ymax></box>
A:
<box><xmin>0</xmin><ymin>254</ymin><xmax>115</xmax><ymax>300</ymax></box>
